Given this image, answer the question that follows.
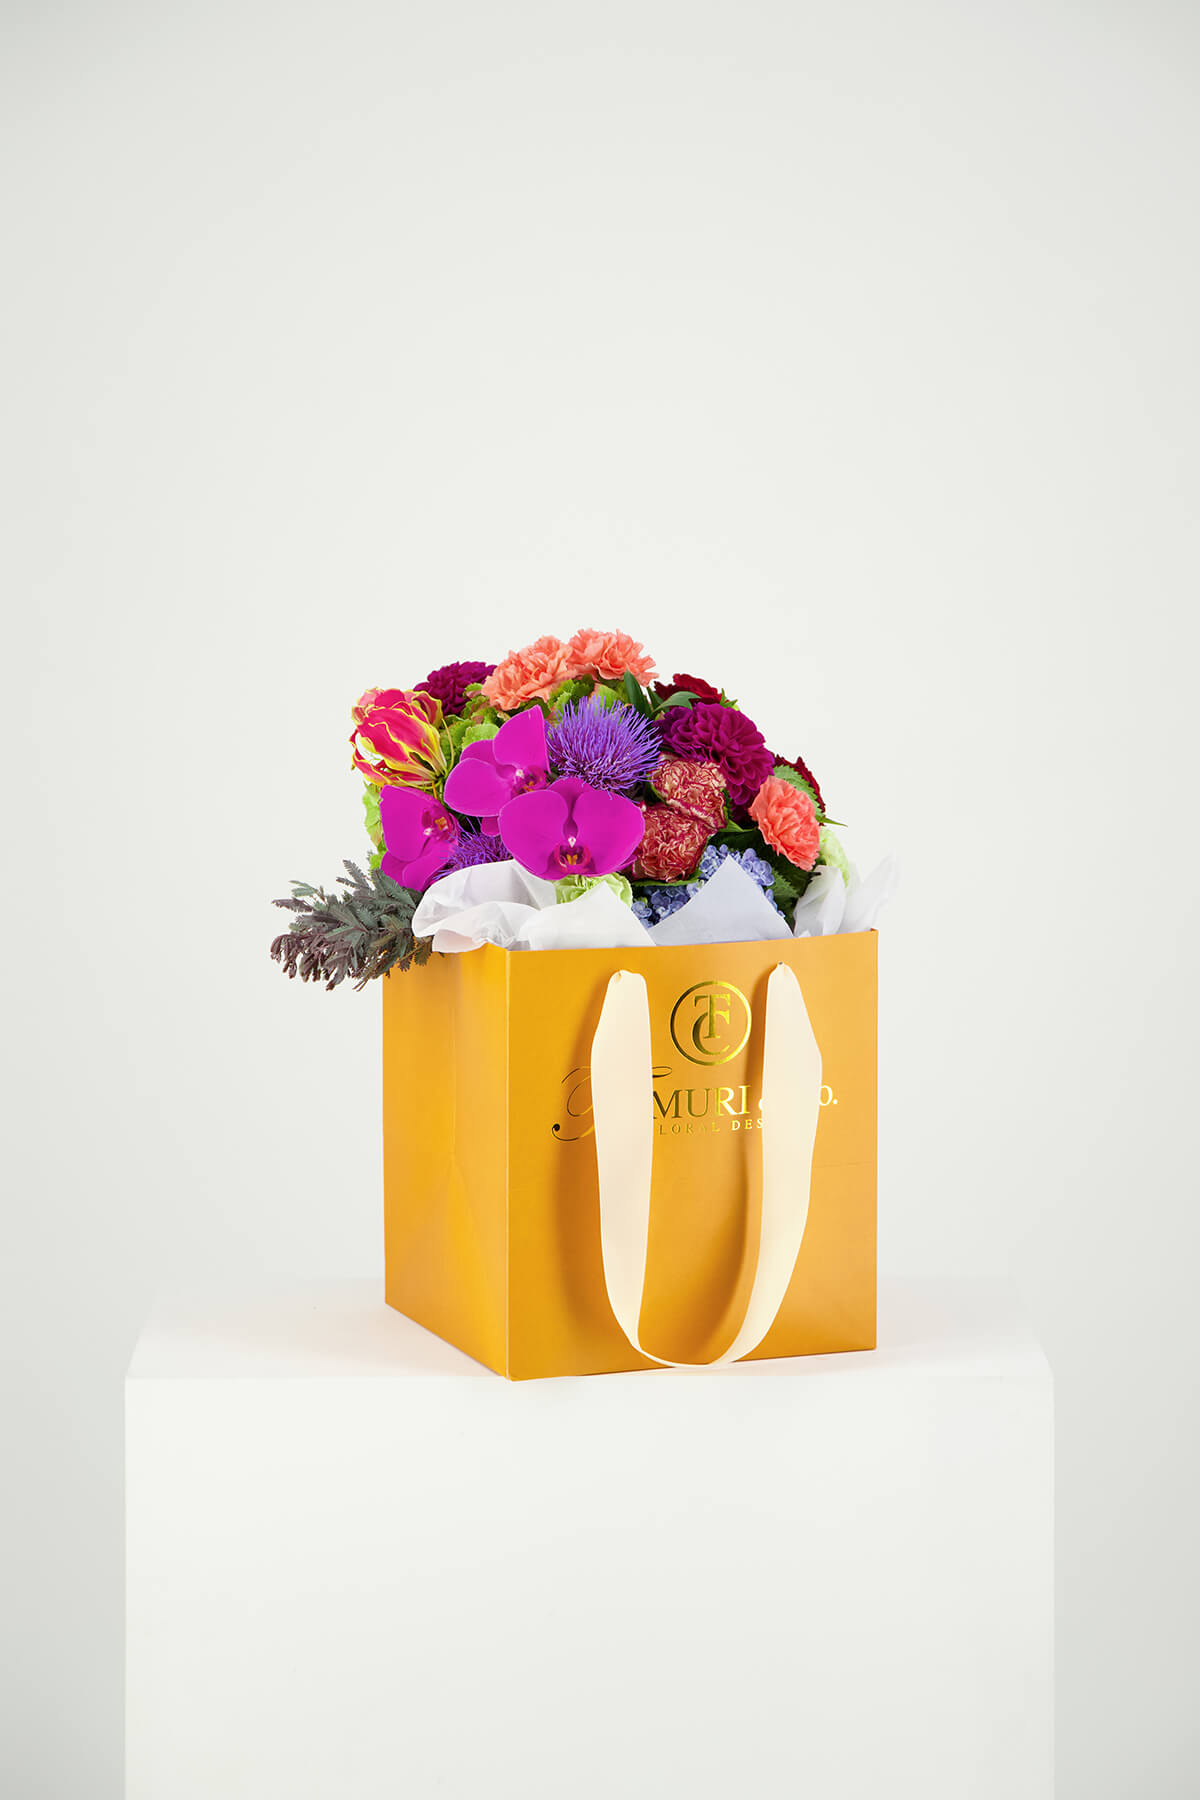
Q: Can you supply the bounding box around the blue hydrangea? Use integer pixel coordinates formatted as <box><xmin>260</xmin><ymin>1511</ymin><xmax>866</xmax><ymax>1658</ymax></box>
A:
<box><xmin>696</xmin><ymin>844</ymin><xmax>775</xmax><ymax>892</ymax></box>
<box><xmin>634</xmin><ymin>845</ymin><xmax>782</xmax><ymax>925</ymax></box>
<box><xmin>647</xmin><ymin>886</ymin><xmax>692</xmax><ymax>921</ymax></box>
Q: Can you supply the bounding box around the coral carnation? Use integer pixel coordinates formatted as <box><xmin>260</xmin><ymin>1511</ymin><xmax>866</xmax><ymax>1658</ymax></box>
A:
<box><xmin>481</xmin><ymin>636</ymin><xmax>573</xmax><ymax>711</ymax></box>
<box><xmin>749</xmin><ymin>777</ymin><xmax>821</xmax><ymax>870</ymax></box>
<box><xmin>417</xmin><ymin>660</ymin><xmax>496</xmax><ymax>717</ymax></box>
<box><xmin>566</xmin><ymin>628</ymin><xmax>656</xmax><ymax>686</ymax></box>
<box><xmin>658</xmin><ymin>702</ymin><xmax>773</xmax><ymax>811</ymax></box>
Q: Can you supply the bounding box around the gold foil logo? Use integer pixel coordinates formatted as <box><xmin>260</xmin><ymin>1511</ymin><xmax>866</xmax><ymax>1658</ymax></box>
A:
<box><xmin>669</xmin><ymin>980</ymin><xmax>751</xmax><ymax>1067</ymax></box>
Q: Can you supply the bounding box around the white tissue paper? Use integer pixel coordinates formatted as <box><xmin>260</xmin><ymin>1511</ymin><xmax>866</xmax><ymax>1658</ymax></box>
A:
<box><xmin>412</xmin><ymin>854</ymin><xmax>895</xmax><ymax>954</ymax></box>
<box><xmin>646</xmin><ymin>855</ymin><xmax>792</xmax><ymax>947</ymax></box>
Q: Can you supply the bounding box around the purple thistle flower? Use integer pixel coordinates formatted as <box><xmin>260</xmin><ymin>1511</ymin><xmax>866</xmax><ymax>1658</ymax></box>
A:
<box><xmin>444</xmin><ymin>827</ymin><xmax>507</xmax><ymax>873</ymax></box>
<box><xmin>416</xmin><ymin>660</ymin><xmax>496</xmax><ymax>717</ymax></box>
<box><xmin>547</xmin><ymin>696</ymin><xmax>662</xmax><ymax>794</ymax></box>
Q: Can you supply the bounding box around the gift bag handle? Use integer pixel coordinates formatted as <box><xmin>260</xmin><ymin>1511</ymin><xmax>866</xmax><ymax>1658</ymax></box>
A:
<box><xmin>589</xmin><ymin>962</ymin><xmax>823</xmax><ymax>1368</ymax></box>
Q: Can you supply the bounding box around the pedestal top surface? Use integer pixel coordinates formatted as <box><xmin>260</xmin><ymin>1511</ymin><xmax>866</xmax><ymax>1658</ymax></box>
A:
<box><xmin>126</xmin><ymin>1277</ymin><xmax>1050</xmax><ymax>1384</ymax></box>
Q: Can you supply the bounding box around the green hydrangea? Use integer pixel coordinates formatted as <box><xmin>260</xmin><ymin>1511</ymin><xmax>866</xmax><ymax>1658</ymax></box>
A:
<box><xmin>442</xmin><ymin>714</ymin><xmax>500</xmax><ymax>767</ymax></box>
<box><xmin>555</xmin><ymin>871</ymin><xmax>634</xmax><ymax>907</ymax></box>
<box><xmin>819</xmin><ymin>825</ymin><xmax>849</xmax><ymax>885</ymax></box>
<box><xmin>362</xmin><ymin>782</ymin><xmax>382</xmax><ymax>849</ymax></box>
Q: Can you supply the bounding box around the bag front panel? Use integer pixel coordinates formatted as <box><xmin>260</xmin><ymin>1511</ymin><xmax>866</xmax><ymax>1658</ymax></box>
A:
<box><xmin>505</xmin><ymin>932</ymin><xmax>877</xmax><ymax>1378</ymax></box>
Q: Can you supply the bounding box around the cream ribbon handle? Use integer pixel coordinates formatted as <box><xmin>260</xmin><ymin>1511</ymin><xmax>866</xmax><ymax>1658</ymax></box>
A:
<box><xmin>589</xmin><ymin>963</ymin><xmax>823</xmax><ymax>1369</ymax></box>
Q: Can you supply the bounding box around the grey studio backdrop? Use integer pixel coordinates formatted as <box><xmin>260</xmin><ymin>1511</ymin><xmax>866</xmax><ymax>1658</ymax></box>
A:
<box><xmin>3</xmin><ymin>4</ymin><xmax>1198</xmax><ymax>1797</ymax></box>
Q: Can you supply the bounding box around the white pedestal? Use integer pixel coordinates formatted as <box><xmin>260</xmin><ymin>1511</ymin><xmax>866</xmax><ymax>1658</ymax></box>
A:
<box><xmin>126</xmin><ymin>1279</ymin><xmax>1053</xmax><ymax>1800</ymax></box>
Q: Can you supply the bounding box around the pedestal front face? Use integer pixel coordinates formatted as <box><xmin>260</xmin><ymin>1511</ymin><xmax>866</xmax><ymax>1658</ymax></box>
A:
<box><xmin>125</xmin><ymin>1280</ymin><xmax>1053</xmax><ymax>1800</ymax></box>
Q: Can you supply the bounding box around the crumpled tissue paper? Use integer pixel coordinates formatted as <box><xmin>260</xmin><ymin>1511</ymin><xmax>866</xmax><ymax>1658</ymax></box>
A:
<box><xmin>412</xmin><ymin>854</ymin><xmax>895</xmax><ymax>954</ymax></box>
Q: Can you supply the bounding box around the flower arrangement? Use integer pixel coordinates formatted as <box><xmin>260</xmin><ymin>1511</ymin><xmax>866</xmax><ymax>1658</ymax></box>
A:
<box><xmin>271</xmin><ymin>630</ymin><xmax>847</xmax><ymax>989</ymax></box>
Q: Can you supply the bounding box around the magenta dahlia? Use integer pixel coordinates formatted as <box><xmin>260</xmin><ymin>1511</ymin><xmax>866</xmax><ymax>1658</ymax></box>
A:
<box><xmin>658</xmin><ymin>702</ymin><xmax>774</xmax><ymax>811</ymax></box>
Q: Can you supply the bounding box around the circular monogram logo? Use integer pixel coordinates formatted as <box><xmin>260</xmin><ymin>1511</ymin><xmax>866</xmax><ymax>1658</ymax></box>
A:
<box><xmin>669</xmin><ymin>980</ymin><xmax>751</xmax><ymax>1066</ymax></box>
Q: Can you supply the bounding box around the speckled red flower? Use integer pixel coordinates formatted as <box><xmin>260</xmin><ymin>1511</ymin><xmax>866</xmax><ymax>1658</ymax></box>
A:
<box><xmin>632</xmin><ymin>806</ymin><xmax>711</xmax><ymax>881</ymax></box>
<box><xmin>652</xmin><ymin>672</ymin><xmax>724</xmax><ymax>705</ymax></box>
<box><xmin>658</xmin><ymin>702</ymin><xmax>774</xmax><ymax>810</ymax></box>
<box><xmin>749</xmin><ymin>776</ymin><xmax>820</xmax><ymax>870</ymax></box>
<box><xmin>649</xmin><ymin>756</ymin><xmax>727</xmax><ymax>830</ymax></box>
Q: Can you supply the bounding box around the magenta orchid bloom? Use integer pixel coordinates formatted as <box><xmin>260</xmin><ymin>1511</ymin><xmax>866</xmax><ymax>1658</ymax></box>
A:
<box><xmin>499</xmin><ymin>777</ymin><xmax>644</xmax><ymax>880</ymax></box>
<box><xmin>441</xmin><ymin>708</ymin><xmax>550</xmax><ymax>833</ymax></box>
<box><xmin>379</xmin><ymin>786</ymin><xmax>461</xmax><ymax>891</ymax></box>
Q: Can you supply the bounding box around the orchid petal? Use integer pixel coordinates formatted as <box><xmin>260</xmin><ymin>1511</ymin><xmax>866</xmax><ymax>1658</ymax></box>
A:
<box><xmin>571</xmin><ymin>783</ymin><xmax>644</xmax><ymax>874</ymax></box>
<box><xmin>492</xmin><ymin>706</ymin><xmax>549</xmax><ymax>775</ymax></box>
<box><xmin>498</xmin><ymin>787</ymin><xmax>570</xmax><ymax>881</ymax></box>
<box><xmin>380</xmin><ymin>785</ymin><xmax>435</xmax><ymax>859</ymax></box>
<box><xmin>442</xmin><ymin>747</ymin><xmax>516</xmax><ymax>818</ymax></box>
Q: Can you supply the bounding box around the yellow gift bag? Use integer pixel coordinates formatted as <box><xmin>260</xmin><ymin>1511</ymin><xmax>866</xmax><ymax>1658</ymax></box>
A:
<box><xmin>383</xmin><ymin>930</ymin><xmax>876</xmax><ymax>1378</ymax></box>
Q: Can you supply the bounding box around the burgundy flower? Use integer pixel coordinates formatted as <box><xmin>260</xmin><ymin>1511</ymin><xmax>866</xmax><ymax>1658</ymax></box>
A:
<box><xmin>632</xmin><ymin>806</ymin><xmax>711</xmax><ymax>881</ymax></box>
<box><xmin>658</xmin><ymin>702</ymin><xmax>774</xmax><ymax>810</ymax></box>
<box><xmin>499</xmin><ymin>777</ymin><xmax>643</xmax><ymax>880</ymax></box>
<box><xmin>442</xmin><ymin>708</ymin><xmax>549</xmax><ymax>833</ymax></box>
<box><xmin>416</xmin><ymin>660</ymin><xmax>496</xmax><ymax>717</ymax></box>
<box><xmin>379</xmin><ymin>787</ymin><xmax>460</xmax><ymax>890</ymax></box>
<box><xmin>648</xmin><ymin>756</ymin><xmax>727</xmax><ymax>830</ymax></box>
<box><xmin>771</xmin><ymin>751</ymin><xmax>825</xmax><ymax>814</ymax></box>
<box><xmin>652</xmin><ymin>672</ymin><xmax>724</xmax><ymax>706</ymax></box>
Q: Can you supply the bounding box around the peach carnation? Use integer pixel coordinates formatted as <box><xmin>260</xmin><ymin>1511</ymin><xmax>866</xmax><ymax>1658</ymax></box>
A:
<box><xmin>481</xmin><ymin>635</ymin><xmax>573</xmax><ymax>711</ymax></box>
<box><xmin>566</xmin><ymin>628</ymin><xmax>656</xmax><ymax>686</ymax></box>
<box><xmin>749</xmin><ymin>776</ymin><xmax>820</xmax><ymax>870</ymax></box>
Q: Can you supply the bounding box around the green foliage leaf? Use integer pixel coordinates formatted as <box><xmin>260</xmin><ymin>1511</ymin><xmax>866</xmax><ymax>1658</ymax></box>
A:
<box><xmin>771</xmin><ymin>762</ymin><xmax>822</xmax><ymax>815</ymax></box>
<box><xmin>770</xmin><ymin>762</ymin><xmax>843</xmax><ymax>825</ymax></box>
<box><xmin>622</xmin><ymin>670</ymin><xmax>654</xmax><ymax>716</ymax></box>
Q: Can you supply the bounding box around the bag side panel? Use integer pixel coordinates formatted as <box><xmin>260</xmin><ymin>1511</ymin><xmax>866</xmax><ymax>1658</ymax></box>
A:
<box><xmin>383</xmin><ymin>948</ymin><xmax>508</xmax><ymax>1374</ymax></box>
